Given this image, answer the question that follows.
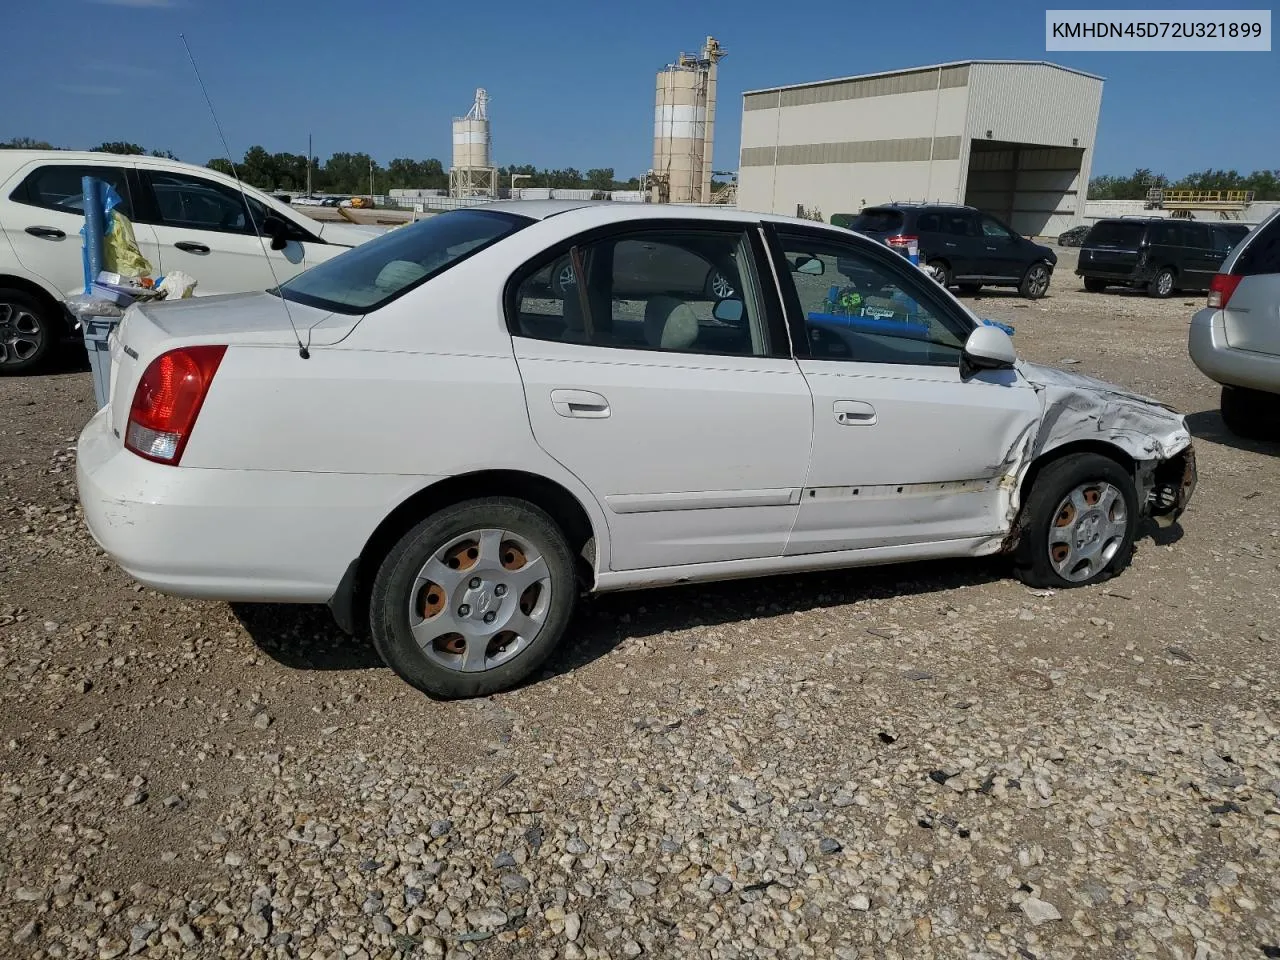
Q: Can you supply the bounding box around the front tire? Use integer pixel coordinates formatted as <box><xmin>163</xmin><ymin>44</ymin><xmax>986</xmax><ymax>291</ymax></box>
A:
<box><xmin>924</xmin><ymin>260</ymin><xmax>951</xmax><ymax>288</ymax></box>
<box><xmin>0</xmin><ymin>288</ymin><xmax>57</xmax><ymax>375</ymax></box>
<box><xmin>1013</xmin><ymin>453</ymin><xmax>1138</xmax><ymax>588</ymax></box>
<box><xmin>370</xmin><ymin>498</ymin><xmax>578</xmax><ymax>698</ymax></box>
<box><xmin>1019</xmin><ymin>262</ymin><xmax>1051</xmax><ymax>299</ymax></box>
<box><xmin>1220</xmin><ymin>385</ymin><xmax>1280</xmax><ymax>441</ymax></box>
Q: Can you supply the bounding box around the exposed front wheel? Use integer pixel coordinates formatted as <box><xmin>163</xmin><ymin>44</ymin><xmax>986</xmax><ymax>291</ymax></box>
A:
<box><xmin>369</xmin><ymin>498</ymin><xmax>577</xmax><ymax>698</ymax></box>
<box><xmin>924</xmin><ymin>260</ymin><xmax>951</xmax><ymax>287</ymax></box>
<box><xmin>1019</xmin><ymin>263</ymin><xmax>1051</xmax><ymax>299</ymax></box>
<box><xmin>1013</xmin><ymin>453</ymin><xmax>1138</xmax><ymax>588</ymax></box>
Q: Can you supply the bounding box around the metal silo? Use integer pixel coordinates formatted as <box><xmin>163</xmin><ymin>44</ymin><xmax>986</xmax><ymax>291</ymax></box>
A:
<box><xmin>449</xmin><ymin>88</ymin><xmax>497</xmax><ymax>198</ymax></box>
<box><xmin>652</xmin><ymin>37</ymin><xmax>724</xmax><ymax>204</ymax></box>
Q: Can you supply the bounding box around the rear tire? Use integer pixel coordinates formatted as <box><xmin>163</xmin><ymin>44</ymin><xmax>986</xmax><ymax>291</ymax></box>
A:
<box><xmin>1148</xmin><ymin>267</ymin><xmax>1176</xmax><ymax>298</ymax></box>
<box><xmin>1220</xmin><ymin>386</ymin><xmax>1280</xmax><ymax>441</ymax></box>
<box><xmin>369</xmin><ymin>497</ymin><xmax>578</xmax><ymax>698</ymax></box>
<box><xmin>1083</xmin><ymin>277</ymin><xmax>1107</xmax><ymax>293</ymax></box>
<box><xmin>1013</xmin><ymin>453</ymin><xmax>1138</xmax><ymax>588</ymax></box>
<box><xmin>924</xmin><ymin>260</ymin><xmax>951</xmax><ymax>288</ymax></box>
<box><xmin>1019</xmin><ymin>262</ymin><xmax>1051</xmax><ymax>299</ymax></box>
<box><xmin>0</xmin><ymin>288</ymin><xmax>58</xmax><ymax>375</ymax></box>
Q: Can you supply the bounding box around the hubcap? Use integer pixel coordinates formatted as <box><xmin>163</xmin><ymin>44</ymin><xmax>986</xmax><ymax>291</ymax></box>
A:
<box><xmin>1028</xmin><ymin>267</ymin><xmax>1049</xmax><ymax>296</ymax></box>
<box><xmin>1047</xmin><ymin>482</ymin><xmax>1127</xmax><ymax>583</ymax></box>
<box><xmin>409</xmin><ymin>528</ymin><xmax>552</xmax><ymax>673</ymax></box>
<box><xmin>1158</xmin><ymin>272</ymin><xmax>1173</xmax><ymax>296</ymax></box>
<box><xmin>556</xmin><ymin>263</ymin><xmax>576</xmax><ymax>291</ymax></box>
<box><xmin>925</xmin><ymin>263</ymin><xmax>946</xmax><ymax>284</ymax></box>
<box><xmin>0</xmin><ymin>302</ymin><xmax>43</xmax><ymax>366</ymax></box>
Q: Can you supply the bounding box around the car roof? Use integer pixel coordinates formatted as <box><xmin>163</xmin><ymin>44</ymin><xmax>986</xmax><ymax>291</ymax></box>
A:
<box><xmin>477</xmin><ymin>199</ymin><xmax>855</xmax><ymax>234</ymax></box>
<box><xmin>864</xmin><ymin>203</ymin><xmax>978</xmax><ymax>212</ymax></box>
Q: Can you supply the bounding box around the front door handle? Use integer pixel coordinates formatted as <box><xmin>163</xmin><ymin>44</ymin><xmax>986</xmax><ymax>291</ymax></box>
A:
<box><xmin>833</xmin><ymin>400</ymin><xmax>877</xmax><ymax>425</ymax></box>
<box><xmin>944</xmin><ymin>241</ymin><xmax>957</xmax><ymax>248</ymax></box>
<box><xmin>25</xmin><ymin>225</ymin><xmax>66</xmax><ymax>240</ymax></box>
<box><xmin>550</xmin><ymin>389</ymin><xmax>610</xmax><ymax>419</ymax></box>
<box><xmin>175</xmin><ymin>241</ymin><xmax>211</xmax><ymax>254</ymax></box>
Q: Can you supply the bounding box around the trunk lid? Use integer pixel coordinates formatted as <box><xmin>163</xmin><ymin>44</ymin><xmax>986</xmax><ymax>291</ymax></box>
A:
<box><xmin>105</xmin><ymin>291</ymin><xmax>362</xmax><ymax>440</ymax></box>
<box><xmin>1080</xmin><ymin>220</ymin><xmax>1147</xmax><ymax>278</ymax></box>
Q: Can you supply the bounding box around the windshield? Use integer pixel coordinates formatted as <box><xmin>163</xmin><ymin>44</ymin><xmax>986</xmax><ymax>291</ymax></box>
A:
<box><xmin>278</xmin><ymin>209</ymin><xmax>530</xmax><ymax>314</ymax></box>
<box><xmin>1086</xmin><ymin>221</ymin><xmax>1146</xmax><ymax>248</ymax></box>
<box><xmin>850</xmin><ymin>209</ymin><xmax>904</xmax><ymax>233</ymax></box>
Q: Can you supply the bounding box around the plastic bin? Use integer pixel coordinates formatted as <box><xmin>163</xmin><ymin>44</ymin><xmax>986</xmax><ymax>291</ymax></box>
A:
<box><xmin>82</xmin><ymin>315</ymin><xmax>120</xmax><ymax>411</ymax></box>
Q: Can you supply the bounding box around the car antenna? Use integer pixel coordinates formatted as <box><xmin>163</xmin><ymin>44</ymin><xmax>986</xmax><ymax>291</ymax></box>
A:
<box><xmin>180</xmin><ymin>34</ymin><xmax>310</xmax><ymax>359</ymax></box>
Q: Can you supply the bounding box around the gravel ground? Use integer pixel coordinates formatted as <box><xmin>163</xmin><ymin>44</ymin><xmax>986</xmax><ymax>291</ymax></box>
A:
<box><xmin>2</xmin><ymin>249</ymin><xmax>1279</xmax><ymax>960</ymax></box>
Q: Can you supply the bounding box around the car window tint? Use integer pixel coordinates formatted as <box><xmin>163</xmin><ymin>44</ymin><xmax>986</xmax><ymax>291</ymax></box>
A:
<box><xmin>11</xmin><ymin>164</ymin><xmax>134</xmax><ymax>219</ymax></box>
<box><xmin>1182</xmin><ymin>222</ymin><xmax>1211</xmax><ymax>248</ymax></box>
<box><xmin>980</xmin><ymin>216</ymin><xmax>1015</xmax><ymax>240</ymax></box>
<box><xmin>1149</xmin><ymin>221</ymin><xmax>1179</xmax><ymax>245</ymax></box>
<box><xmin>512</xmin><ymin>228</ymin><xmax>767</xmax><ymax>357</ymax></box>
<box><xmin>945</xmin><ymin>214</ymin><xmax>975</xmax><ymax>238</ymax></box>
<box><xmin>1086</xmin><ymin>221</ymin><xmax>1145</xmax><ymax>247</ymax></box>
<box><xmin>850</xmin><ymin>209</ymin><xmax>903</xmax><ymax>233</ymax></box>
<box><xmin>279</xmin><ymin>208</ymin><xmax>527</xmax><ymax>314</ymax></box>
<box><xmin>1211</xmin><ymin>225</ymin><xmax>1246</xmax><ymax>254</ymax></box>
<box><xmin>1235</xmin><ymin>215</ymin><xmax>1280</xmax><ymax>277</ymax></box>
<box><xmin>147</xmin><ymin>171</ymin><xmax>270</xmax><ymax>235</ymax></box>
<box><xmin>776</xmin><ymin>232</ymin><xmax>969</xmax><ymax>367</ymax></box>
<box><xmin>916</xmin><ymin>212</ymin><xmax>942</xmax><ymax>232</ymax></box>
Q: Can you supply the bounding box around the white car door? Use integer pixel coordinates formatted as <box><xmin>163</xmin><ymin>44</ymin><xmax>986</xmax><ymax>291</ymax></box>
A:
<box><xmin>770</xmin><ymin>225</ymin><xmax>1042</xmax><ymax>555</ymax></box>
<box><xmin>510</xmin><ymin>222</ymin><xmax>814</xmax><ymax>572</ymax></box>
<box><xmin>0</xmin><ymin>158</ymin><xmax>162</xmax><ymax>295</ymax></box>
<box><xmin>135</xmin><ymin>168</ymin><xmax>325</xmax><ymax>295</ymax></box>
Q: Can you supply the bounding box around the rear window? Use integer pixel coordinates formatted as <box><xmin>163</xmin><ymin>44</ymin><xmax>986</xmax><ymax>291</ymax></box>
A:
<box><xmin>1234</xmin><ymin>214</ymin><xmax>1280</xmax><ymax>277</ymax></box>
<box><xmin>1085</xmin><ymin>220</ymin><xmax>1146</xmax><ymax>248</ymax></box>
<box><xmin>278</xmin><ymin>209</ymin><xmax>529</xmax><ymax>314</ymax></box>
<box><xmin>850</xmin><ymin>208</ymin><xmax>904</xmax><ymax>233</ymax></box>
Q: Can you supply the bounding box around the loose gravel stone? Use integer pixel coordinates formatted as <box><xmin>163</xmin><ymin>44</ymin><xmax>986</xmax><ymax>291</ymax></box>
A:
<box><xmin>1020</xmin><ymin>897</ymin><xmax>1063</xmax><ymax>925</ymax></box>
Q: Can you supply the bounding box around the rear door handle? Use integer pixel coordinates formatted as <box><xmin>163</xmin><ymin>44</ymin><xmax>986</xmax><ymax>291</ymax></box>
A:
<box><xmin>25</xmin><ymin>225</ymin><xmax>65</xmax><ymax>240</ymax></box>
<box><xmin>833</xmin><ymin>400</ymin><xmax>877</xmax><ymax>425</ymax></box>
<box><xmin>175</xmin><ymin>241</ymin><xmax>210</xmax><ymax>254</ymax></box>
<box><xmin>550</xmin><ymin>389</ymin><xmax>610</xmax><ymax>419</ymax></box>
<box><xmin>944</xmin><ymin>241</ymin><xmax>957</xmax><ymax>248</ymax></box>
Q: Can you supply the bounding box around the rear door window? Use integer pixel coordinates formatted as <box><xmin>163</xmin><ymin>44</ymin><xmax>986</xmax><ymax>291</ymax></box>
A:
<box><xmin>1086</xmin><ymin>221</ymin><xmax>1145</xmax><ymax>248</ymax></box>
<box><xmin>1211</xmin><ymin>224</ymin><xmax>1248</xmax><ymax>255</ymax></box>
<box><xmin>10</xmin><ymin>163</ymin><xmax>135</xmax><ymax>218</ymax></box>
<box><xmin>851</xmin><ymin>209</ymin><xmax>904</xmax><ymax>233</ymax></box>
<box><xmin>1234</xmin><ymin>215</ymin><xmax>1280</xmax><ymax>276</ymax></box>
<box><xmin>1182</xmin><ymin>222</ymin><xmax>1211</xmax><ymax>249</ymax></box>
<box><xmin>1148</xmin><ymin>221</ymin><xmax>1181</xmax><ymax>246</ymax></box>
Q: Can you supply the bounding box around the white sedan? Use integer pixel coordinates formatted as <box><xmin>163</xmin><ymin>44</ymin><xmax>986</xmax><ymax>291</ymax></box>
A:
<box><xmin>77</xmin><ymin>202</ymin><xmax>1197</xmax><ymax>698</ymax></box>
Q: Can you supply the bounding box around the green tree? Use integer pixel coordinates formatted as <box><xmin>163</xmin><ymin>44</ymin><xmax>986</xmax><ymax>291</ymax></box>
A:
<box><xmin>150</xmin><ymin>149</ymin><xmax>180</xmax><ymax>160</ymax></box>
<box><xmin>1</xmin><ymin>136</ymin><xmax>57</xmax><ymax>150</ymax></box>
<box><xmin>206</xmin><ymin>158</ymin><xmax>236</xmax><ymax>177</ymax></box>
<box><xmin>90</xmin><ymin>141</ymin><xmax>146</xmax><ymax>155</ymax></box>
<box><xmin>585</xmin><ymin>168</ymin><xmax>615</xmax><ymax>192</ymax></box>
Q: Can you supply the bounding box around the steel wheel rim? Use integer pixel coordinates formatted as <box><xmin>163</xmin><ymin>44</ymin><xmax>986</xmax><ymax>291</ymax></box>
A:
<box><xmin>408</xmin><ymin>528</ymin><xmax>553</xmax><ymax>673</ymax></box>
<box><xmin>1157</xmin><ymin>272</ymin><xmax>1173</xmax><ymax>296</ymax></box>
<box><xmin>1047</xmin><ymin>481</ymin><xmax>1127</xmax><ymax>583</ymax></box>
<box><xmin>0</xmin><ymin>303</ymin><xmax>42</xmax><ymax>365</ymax></box>
<box><xmin>710</xmin><ymin>272</ymin><xmax>735</xmax><ymax>299</ymax></box>
<box><xmin>1028</xmin><ymin>266</ymin><xmax>1049</xmax><ymax>296</ymax></box>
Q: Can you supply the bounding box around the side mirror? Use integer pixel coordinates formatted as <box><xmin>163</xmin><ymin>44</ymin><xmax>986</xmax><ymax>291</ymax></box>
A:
<box><xmin>263</xmin><ymin>216</ymin><xmax>289</xmax><ymax>251</ymax></box>
<box><xmin>960</xmin><ymin>325</ymin><xmax>1017</xmax><ymax>379</ymax></box>
<box><xmin>793</xmin><ymin>255</ymin><xmax>825</xmax><ymax>276</ymax></box>
<box><xmin>712</xmin><ymin>298</ymin><xmax>744</xmax><ymax>324</ymax></box>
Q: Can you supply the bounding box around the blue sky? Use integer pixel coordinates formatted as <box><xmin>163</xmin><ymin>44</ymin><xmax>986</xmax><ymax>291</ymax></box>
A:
<box><xmin>2</xmin><ymin>0</ymin><xmax>1276</xmax><ymax>179</ymax></box>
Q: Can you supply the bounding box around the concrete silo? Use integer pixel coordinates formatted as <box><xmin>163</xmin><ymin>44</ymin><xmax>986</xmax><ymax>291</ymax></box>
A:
<box><xmin>450</xmin><ymin>88</ymin><xmax>498</xmax><ymax>199</ymax></box>
<box><xmin>651</xmin><ymin>36</ymin><xmax>724</xmax><ymax>204</ymax></box>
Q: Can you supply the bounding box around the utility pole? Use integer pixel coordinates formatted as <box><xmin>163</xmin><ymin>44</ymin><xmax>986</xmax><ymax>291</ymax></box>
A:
<box><xmin>306</xmin><ymin>133</ymin><xmax>312</xmax><ymax>197</ymax></box>
<box><xmin>369</xmin><ymin>157</ymin><xmax>374</xmax><ymax>201</ymax></box>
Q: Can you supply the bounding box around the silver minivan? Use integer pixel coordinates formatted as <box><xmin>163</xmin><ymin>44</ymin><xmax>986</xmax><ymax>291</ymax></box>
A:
<box><xmin>1188</xmin><ymin>209</ymin><xmax>1280</xmax><ymax>440</ymax></box>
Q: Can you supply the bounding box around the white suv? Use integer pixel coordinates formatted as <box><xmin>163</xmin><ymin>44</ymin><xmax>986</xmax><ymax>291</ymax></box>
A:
<box><xmin>0</xmin><ymin>150</ymin><xmax>382</xmax><ymax>373</ymax></box>
<box><xmin>77</xmin><ymin>202</ymin><xmax>1197</xmax><ymax>699</ymax></box>
<box><xmin>1189</xmin><ymin>208</ymin><xmax>1280</xmax><ymax>440</ymax></box>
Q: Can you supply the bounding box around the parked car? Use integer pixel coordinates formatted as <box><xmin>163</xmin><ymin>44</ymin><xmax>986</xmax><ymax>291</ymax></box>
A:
<box><xmin>1188</xmin><ymin>208</ymin><xmax>1280</xmax><ymax>440</ymax></box>
<box><xmin>838</xmin><ymin>203</ymin><xmax>1058</xmax><ymax>299</ymax></box>
<box><xmin>77</xmin><ymin>201</ymin><xmax>1196</xmax><ymax>699</ymax></box>
<box><xmin>0</xmin><ymin>151</ymin><xmax>384</xmax><ymax>373</ymax></box>
<box><xmin>1057</xmin><ymin>225</ymin><xmax>1090</xmax><ymax>247</ymax></box>
<box><xmin>1076</xmin><ymin>217</ymin><xmax>1250</xmax><ymax>298</ymax></box>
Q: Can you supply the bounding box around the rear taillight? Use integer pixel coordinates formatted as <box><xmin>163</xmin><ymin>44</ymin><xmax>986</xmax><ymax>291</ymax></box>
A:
<box><xmin>886</xmin><ymin>235</ymin><xmax>918</xmax><ymax>249</ymax></box>
<box><xmin>1207</xmin><ymin>274</ymin><xmax>1242</xmax><ymax>309</ymax></box>
<box><xmin>124</xmin><ymin>345</ymin><xmax>226</xmax><ymax>465</ymax></box>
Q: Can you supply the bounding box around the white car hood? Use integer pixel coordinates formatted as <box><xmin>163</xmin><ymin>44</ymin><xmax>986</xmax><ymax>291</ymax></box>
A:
<box><xmin>1017</xmin><ymin>360</ymin><xmax>1192</xmax><ymax>463</ymax></box>
<box><xmin>315</xmin><ymin>221</ymin><xmax>389</xmax><ymax>247</ymax></box>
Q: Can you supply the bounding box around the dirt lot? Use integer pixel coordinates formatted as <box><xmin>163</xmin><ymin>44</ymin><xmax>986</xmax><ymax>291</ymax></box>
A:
<box><xmin>2</xmin><ymin>249</ymin><xmax>1278</xmax><ymax>960</ymax></box>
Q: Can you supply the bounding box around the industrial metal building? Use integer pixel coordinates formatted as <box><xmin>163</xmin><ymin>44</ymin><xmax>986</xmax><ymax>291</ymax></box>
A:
<box><xmin>738</xmin><ymin>61</ymin><xmax>1104</xmax><ymax>237</ymax></box>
